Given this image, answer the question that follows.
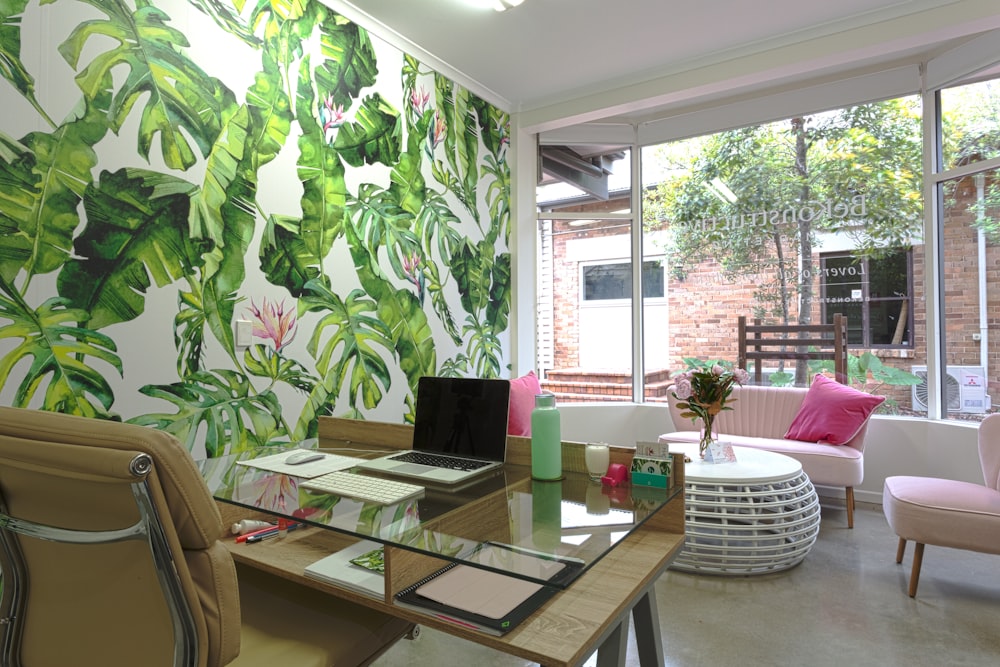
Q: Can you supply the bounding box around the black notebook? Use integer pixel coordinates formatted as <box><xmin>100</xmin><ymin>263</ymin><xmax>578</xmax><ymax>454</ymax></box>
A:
<box><xmin>393</xmin><ymin>543</ymin><xmax>583</xmax><ymax>635</ymax></box>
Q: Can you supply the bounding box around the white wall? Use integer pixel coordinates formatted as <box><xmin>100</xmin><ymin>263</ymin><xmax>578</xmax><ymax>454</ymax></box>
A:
<box><xmin>556</xmin><ymin>403</ymin><xmax>982</xmax><ymax>505</ymax></box>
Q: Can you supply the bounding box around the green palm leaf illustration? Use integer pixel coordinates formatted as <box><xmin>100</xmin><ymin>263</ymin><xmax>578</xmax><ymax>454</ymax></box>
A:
<box><xmin>0</xmin><ymin>278</ymin><xmax>122</xmax><ymax>417</ymax></box>
<box><xmin>0</xmin><ymin>82</ymin><xmax>110</xmax><ymax>282</ymax></box>
<box><xmin>482</xmin><ymin>153</ymin><xmax>511</xmax><ymax>245</ymax></box>
<box><xmin>130</xmin><ymin>369</ymin><xmax>282</xmax><ymax>456</ymax></box>
<box><xmin>174</xmin><ymin>286</ymin><xmax>207</xmax><ymax>377</ymax></box>
<box><xmin>259</xmin><ymin>214</ymin><xmax>324</xmax><ymax>296</ymax></box>
<box><xmin>351</xmin><ymin>183</ymin><xmax>418</xmax><ymax>280</ymax></box>
<box><xmin>314</xmin><ymin>12</ymin><xmax>378</xmax><ymax>110</ymax></box>
<box><xmin>486</xmin><ymin>251</ymin><xmax>511</xmax><ymax>334</ymax></box>
<box><xmin>434</xmin><ymin>76</ymin><xmax>480</xmax><ymax>219</ymax></box>
<box><xmin>244</xmin><ymin>342</ymin><xmax>317</xmax><ymax>394</ymax></box>
<box><xmin>463</xmin><ymin>314</ymin><xmax>502</xmax><ymax>379</ymax></box>
<box><xmin>295</xmin><ymin>55</ymin><xmax>347</xmax><ymax>279</ymax></box>
<box><xmin>59</xmin><ymin>0</ymin><xmax>233</xmax><ymax>170</ymax></box>
<box><xmin>389</xmin><ymin>150</ymin><xmax>427</xmax><ymax>217</ymax></box>
<box><xmin>188</xmin><ymin>102</ymin><xmax>258</xmax><ymax>361</ymax></box>
<box><xmin>332</xmin><ymin>93</ymin><xmax>401</xmax><ymax>167</ymax></box>
<box><xmin>57</xmin><ymin>168</ymin><xmax>207</xmax><ymax>329</ymax></box>
<box><xmin>451</xmin><ymin>238</ymin><xmax>493</xmax><ymax>316</ymax></box>
<box><xmin>186</xmin><ymin>0</ymin><xmax>262</xmax><ymax>47</ymax></box>
<box><xmin>246</xmin><ymin>53</ymin><xmax>293</xmax><ymax>171</ymax></box>
<box><xmin>301</xmin><ymin>281</ymin><xmax>393</xmax><ymax>411</ymax></box>
<box><xmin>0</xmin><ymin>0</ymin><xmax>55</xmax><ymax>127</ymax></box>
<box><xmin>344</xmin><ymin>221</ymin><xmax>435</xmax><ymax>395</ymax></box>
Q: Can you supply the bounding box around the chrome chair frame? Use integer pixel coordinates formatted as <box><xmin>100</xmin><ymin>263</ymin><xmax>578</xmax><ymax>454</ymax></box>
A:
<box><xmin>0</xmin><ymin>453</ymin><xmax>198</xmax><ymax>667</ymax></box>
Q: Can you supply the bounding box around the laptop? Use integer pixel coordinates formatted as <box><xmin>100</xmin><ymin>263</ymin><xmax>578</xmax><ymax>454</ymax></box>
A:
<box><xmin>356</xmin><ymin>376</ymin><xmax>511</xmax><ymax>486</ymax></box>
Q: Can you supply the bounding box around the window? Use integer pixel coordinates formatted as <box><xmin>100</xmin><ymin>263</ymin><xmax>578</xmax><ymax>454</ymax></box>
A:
<box><xmin>641</xmin><ymin>96</ymin><xmax>923</xmax><ymax>401</ymax></box>
<box><xmin>583</xmin><ymin>261</ymin><xmax>664</xmax><ymax>301</ymax></box>
<box><xmin>820</xmin><ymin>251</ymin><xmax>913</xmax><ymax>348</ymax></box>
<box><xmin>536</xmin><ymin>62</ymin><xmax>1000</xmax><ymax>420</ymax></box>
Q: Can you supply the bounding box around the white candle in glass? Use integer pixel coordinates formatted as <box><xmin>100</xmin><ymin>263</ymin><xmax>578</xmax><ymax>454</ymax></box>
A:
<box><xmin>584</xmin><ymin>443</ymin><xmax>610</xmax><ymax>480</ymax></box>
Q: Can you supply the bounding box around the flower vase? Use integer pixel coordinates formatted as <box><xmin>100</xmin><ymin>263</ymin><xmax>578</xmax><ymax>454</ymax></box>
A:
<box><xmin>699</xmin><ymin>417</ymin><xmax>716</xmax><ymax>458</ymax></box>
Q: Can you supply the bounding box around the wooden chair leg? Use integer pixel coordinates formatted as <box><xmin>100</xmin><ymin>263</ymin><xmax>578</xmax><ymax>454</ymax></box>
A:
<box><xmin>846</xmin><ymin>487</ymin><xmax>855</xmax><ymax>528</ymax></box>
<box><xmin>896</xmin><ymin>537</ymin><xmax>907</xmax><ymax>564</ymax></box>
<box><xmin>908</xmin><ymin>542</ymin><xmax>925</xmax><ymax>597</ymax></box>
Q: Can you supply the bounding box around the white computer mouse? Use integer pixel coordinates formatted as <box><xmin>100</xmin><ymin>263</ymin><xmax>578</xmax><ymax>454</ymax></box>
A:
<box><xmin>285</xmin><ymin>450</ymin><xmax>324</xmax><ymax>465</ymax></box>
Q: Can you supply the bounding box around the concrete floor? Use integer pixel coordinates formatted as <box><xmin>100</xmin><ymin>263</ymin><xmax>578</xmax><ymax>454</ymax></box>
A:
<box><xmin>371</xmin><ymin>502</ymin><xmax>1000</xmax><ymax>666</ymax></box>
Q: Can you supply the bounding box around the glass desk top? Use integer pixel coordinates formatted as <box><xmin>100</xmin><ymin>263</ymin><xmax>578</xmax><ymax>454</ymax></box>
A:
<box><xmin>197</xmin><ymin>445</ymin><xmax>681</xmax><ymax>588</ymax></box>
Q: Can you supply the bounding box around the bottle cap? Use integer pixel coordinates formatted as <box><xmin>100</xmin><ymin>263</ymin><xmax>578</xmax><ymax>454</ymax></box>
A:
<box><xmin>534</xmin><ymin>393</ymin><xmax>556</xmax><ymax>408</ymax></box>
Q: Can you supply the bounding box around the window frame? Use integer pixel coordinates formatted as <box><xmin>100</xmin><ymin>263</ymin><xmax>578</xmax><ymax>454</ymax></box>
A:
<box><xmin>580</xmin><ymin>259</ymin><xmax>666</xmax><ymax>304</ymax></box>
<box><xmin>819</xmin><ymin>250</ymin><xmax>915</xmax><ymax>350</ymax></box>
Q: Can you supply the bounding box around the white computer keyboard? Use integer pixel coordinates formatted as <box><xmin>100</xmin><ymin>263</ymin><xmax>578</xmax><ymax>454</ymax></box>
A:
<box><xmin>301</xmin><ymin>471</ymin><xmax>425</xmax><ymax>505</ymax></box>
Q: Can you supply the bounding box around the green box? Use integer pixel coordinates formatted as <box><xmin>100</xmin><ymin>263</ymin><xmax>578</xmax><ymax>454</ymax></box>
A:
<box><xmin>630</xmin><ymin>456</ymin><xmax>672</xmax><ymax>489</ymax></box>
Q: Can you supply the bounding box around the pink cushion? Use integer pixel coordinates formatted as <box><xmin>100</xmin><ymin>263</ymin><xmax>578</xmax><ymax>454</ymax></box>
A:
<box><xmin>783</xmin><ymin>374</ymin><xmax>884</xmax><ymax>445</ymax></box>
<box><xmin>508</xmin><ymin>371</ymin><xmax>541</xmax><ymax>436</ymax></box>
<box><xmin>883</xmin><ymin>476</ymin><xmax>1000</xmax><ymax>554</ymax></box>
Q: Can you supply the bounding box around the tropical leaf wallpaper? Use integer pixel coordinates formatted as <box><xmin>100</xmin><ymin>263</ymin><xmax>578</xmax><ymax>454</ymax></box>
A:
<box><xmin>0</xmin><ymin>0</ymin><xmax>511</xmax><ymax>457</ymax></box>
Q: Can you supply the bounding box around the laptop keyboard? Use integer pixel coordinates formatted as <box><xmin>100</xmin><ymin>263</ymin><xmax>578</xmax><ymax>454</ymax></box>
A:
<box><xmin>389</xmin><ymin>451</ymin><xmax>494</xmax><ymax>472</ymax></box>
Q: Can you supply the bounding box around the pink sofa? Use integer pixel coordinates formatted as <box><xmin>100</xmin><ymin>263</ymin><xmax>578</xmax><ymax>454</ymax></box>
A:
<box><xmin>663</xmin><ymin>384</ymin><xmax>871</xmax><ymax>527</ymax></box>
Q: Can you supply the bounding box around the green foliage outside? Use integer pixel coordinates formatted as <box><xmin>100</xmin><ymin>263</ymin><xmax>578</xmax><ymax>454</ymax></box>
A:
<box><xmin>646</xmin><ymin>99</ymin><xmax>923</xmax><ymax>332</ymax></box>
<box><xmin>0</xmin><ymin>0</ymin><xmax>510</xmax><ymax>455</ymax></box>
<box><xmin>767</xmin><ymin>351</ymin><xmax>922</xmax><ymax>414</ymax></box>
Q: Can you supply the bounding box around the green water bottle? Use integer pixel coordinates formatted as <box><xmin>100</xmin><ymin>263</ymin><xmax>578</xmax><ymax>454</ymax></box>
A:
<box><xmin>531</xmin><ymin>393</ymin><xmax>562</xmax><ymax>480</ymax></box>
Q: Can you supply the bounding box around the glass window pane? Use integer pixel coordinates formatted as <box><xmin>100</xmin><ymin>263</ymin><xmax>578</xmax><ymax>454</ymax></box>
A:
<box><xmin>536</xmin><ymin>148</ymin><xmax>634</xmax><ymax>404</ymax></box>
<box><xmin>939</xmin><ymin>166</ymin><xmax>1000</xmax><ymax>422</ymax></box>
<box><xmin>641</xmin><ymin>96</ymin><xmax>924</xmax><ymax>410</ymax></box>
<box><xmin>941</xmin><ymin>79</ymin><xmax>1000</xmax><ymax>172</ymax></box>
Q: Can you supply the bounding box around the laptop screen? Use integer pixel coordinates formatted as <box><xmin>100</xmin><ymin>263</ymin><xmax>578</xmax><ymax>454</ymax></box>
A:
<box><xmin>412</xmin><ymin>376</ymin><xmax>511</xmax><ymax>461</ymax></box>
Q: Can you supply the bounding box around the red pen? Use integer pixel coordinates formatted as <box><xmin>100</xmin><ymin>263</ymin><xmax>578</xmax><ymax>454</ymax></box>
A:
<box><xmin>245</xmin><ymin>522</ymin><xmax>305</xmax><ymax>543</ymax></box>
<box><xmin>235</xmin><ymin>524</ymin><xmax>280</xmax><ymax>543</ymax></box>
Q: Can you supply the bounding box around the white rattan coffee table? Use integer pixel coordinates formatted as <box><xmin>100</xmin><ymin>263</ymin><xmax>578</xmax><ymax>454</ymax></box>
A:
<box><xmin>665</xmin><ymin>443</ymin><xmax>821</xmax><ymax>575</ymax></box>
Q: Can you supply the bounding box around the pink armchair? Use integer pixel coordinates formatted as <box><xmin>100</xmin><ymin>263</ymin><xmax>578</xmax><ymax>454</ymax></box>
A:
<box><xmin>882</xmin><ymin>413</ymin><xmax>1000</xmax><ymax>597</ymax></box>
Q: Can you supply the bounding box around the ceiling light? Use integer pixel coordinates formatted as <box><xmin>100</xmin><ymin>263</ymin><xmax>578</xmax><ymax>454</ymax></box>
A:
<box><xmin>494</xmin><ymin>0</ymin><xmax>525</xmax><ymax>11</ymax></box>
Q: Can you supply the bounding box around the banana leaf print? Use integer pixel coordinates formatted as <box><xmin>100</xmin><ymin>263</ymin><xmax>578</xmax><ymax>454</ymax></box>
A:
<box><xmin>130</xmin><ymin>368</ymin><xmax>284</xmax><ymax>456</ymax></box>
<box><xmin>0</xmin><ymin>0</ymin><xmax>54</xmax><ymax>127</ymax></box>
<box><xmin>259</xmin><ymin>214</ymin><xmax>324</xmax><ymax>296</ymax></box>
<box><xmin>301</xmin><ymin>280</ymin><xmax>393</xmax><ymax>411</ymax></box>
<box><xmin>0</xmin><ymin>82</ymin><xmax>110</xmax><ymax>283</ymax></box>
<box><xmin>59</xmin><ymin>0</ymin><xmax>234</xmax><ymax>170</ymax></box>
<box><xmin>332</xmin><ymin>93</ymin><xmax>401</xmax><ymax>168</ymax></box>
<box><xmin>313</xmin><ymin>11</ymin><xmax>378</xmax><ymax>108</ymax></box>
<box><xmin>174</xmin><ymin>286</ymin><xmax>208</xmax><ymax>377</ymax></box>
<box><xmin>0</xmin><ymin>0</ymin><xmax>510</xmax><ymax>455</ymax></box>
<box><xmin>245</xmin><ymin>53</ymin><xmax>293</xmax><ymax>172</ymax></box>
<box><xmin>0</xmin><ymin>277</ymin><xmax>122</xmax><ymax>417</ymax></box>
<box><xmin>186</xmin><ymin>0</ymin><xmax>262</xmax><ymax>47</ymax></box>
<box><xmin>344</xmin><ymin>218</ymin><xmax>436</xmax><ymax>395</ymax></box>
<box><xmin>243</xmin><ymin>342</ymin><xmax>317</xmax><ymax>394</ymax></box>
<box><xmin>56</xmin><ymin>168</ymin><xmax>207</xmax><ymax>329</ymax></box>
<box><xmin>294</xmin><ymin>54</ymin><xmax>348</xmax><ymax>286</ymax></box>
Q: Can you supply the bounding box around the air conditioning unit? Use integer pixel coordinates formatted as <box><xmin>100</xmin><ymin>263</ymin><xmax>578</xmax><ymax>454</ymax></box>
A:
<box><xmin>911</xmin><ymin>365</ymin><xmax>990</xmax><ymax>414</ymax></box>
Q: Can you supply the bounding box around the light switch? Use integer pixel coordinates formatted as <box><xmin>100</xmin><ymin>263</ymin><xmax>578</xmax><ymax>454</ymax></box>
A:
<box><xmin>235</xmin><ymin>320</ymin><xmax>253</xmax><ymax>347</ymax></box>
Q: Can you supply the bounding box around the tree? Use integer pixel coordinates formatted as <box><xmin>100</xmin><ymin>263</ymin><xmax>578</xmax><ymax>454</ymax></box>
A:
<box><xmin>646</xmin><ymin>98</ymin><xmax>922</xmax><ymax>382</ymax></box>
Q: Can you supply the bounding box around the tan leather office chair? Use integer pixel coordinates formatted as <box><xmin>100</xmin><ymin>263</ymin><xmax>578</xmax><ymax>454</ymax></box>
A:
<box><xmin>0</xmin><ymin>406</ymin><xmax>411</xmax><ymax>667</ymax></box>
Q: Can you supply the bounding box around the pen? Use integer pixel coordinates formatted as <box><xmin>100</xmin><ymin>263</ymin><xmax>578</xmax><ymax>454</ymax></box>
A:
<box><xmin>235</xmin><ymin>523</ymin><xmax>283</xmax><ymax>543</ymax></box>
<box><xmin>244</xmin><ymin>522</ymin><xmax>305</xmax><ymax>543</ymax></box>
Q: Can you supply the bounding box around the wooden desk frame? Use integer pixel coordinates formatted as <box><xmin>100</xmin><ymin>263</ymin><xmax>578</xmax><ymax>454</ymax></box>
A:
<box><xmin>216</xmin><ymin>417</ymin><xmax>685</xmax><ymax>667</ymax></box>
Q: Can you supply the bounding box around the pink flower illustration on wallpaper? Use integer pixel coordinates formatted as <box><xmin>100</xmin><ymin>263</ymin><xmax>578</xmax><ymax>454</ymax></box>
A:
<box><xmin>249</xmin><ymin>298</ymin><xmax>297</xmax><ymax>350</ymax></box>
<box><xmin>410</xmin><ymin>85</ymin><xmax>430</xmax><ymax>114</ymax></box>
<box><xmin>402</xmin><ymin>252</ymin><xmax>426</xmax><ymax>304</ymax></box>
<box><xmin>320</xmin><ymin>94</ymin><xmax>346</xmax><ymax>143</ymax></box>
<box><xmin>249</xmin><ymin>473</ymin><xmax>299</xmax><ymax>514</ymax></box>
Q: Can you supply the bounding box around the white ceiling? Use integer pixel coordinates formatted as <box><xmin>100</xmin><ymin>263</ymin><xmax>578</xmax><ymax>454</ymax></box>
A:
<box><xmin>328</xmin><ymin>0</ymin><xmax>1000</xmax><ymax>130</ymax></box>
